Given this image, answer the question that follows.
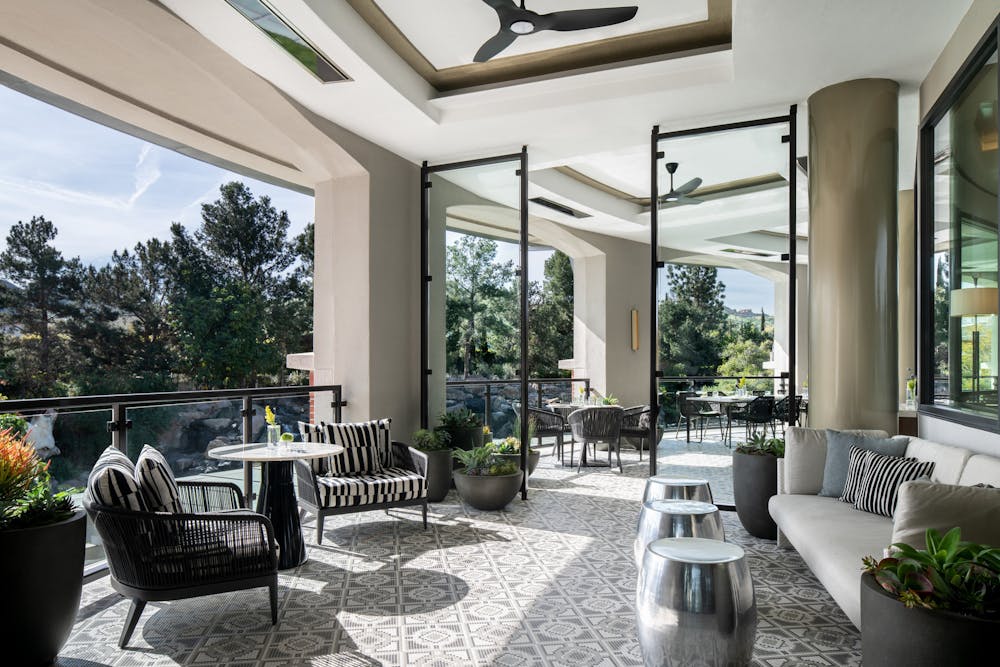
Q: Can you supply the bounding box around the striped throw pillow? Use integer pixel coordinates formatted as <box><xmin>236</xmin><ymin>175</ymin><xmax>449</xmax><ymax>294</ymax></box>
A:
<box><xmin>135</xmin><ymin>445</ymin><xmax>184</xmax><ymax>513</ymax></box>
<box><xmin>325</xmin><ymin>419</ymin><xmax>391</xmax><ymax>475</ymax></box>
<box><xmin>87</xmin><ymin>445</ymin><xmax>148</xmax><ymax>512</ymax></box>
<box><xmin>853</xmin><ymin>450</ymin><xmax>935</xmax><ymax>518</ymax></box>
<box><xmin>839</xmin><ymin>446</ymin><xmax>875</xmax><ymax>505</ymax></box>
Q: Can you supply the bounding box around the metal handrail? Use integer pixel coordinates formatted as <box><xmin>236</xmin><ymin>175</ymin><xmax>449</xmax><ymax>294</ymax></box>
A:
<box><xmin>445</xmin><ymin>377</ymin><xmax>590</xmax><ymax>431</ymax></box>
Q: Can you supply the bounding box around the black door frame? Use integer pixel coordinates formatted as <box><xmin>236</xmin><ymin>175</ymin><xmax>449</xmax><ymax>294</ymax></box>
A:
<box><xmin>649</xmin><ymin>107</ymin><xmax>799</xmax><ymax>477</ymax></box>
<box><xmin>420</xmin><ymin>148</ymin><xmax>531</xmax><ymax>498</ymax></box>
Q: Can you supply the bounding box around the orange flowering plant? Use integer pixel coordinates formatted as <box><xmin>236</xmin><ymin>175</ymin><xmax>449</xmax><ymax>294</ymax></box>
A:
<box><xmin>0</xmin><ymin>427</ymin><xmax>77</xmax><ymax>530</ymax></box>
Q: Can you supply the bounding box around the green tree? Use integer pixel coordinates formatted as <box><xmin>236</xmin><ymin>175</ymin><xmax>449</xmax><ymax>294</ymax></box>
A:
<box><xmin>529</xmin><ymin>250</ymin><xmax>573</xmax><ymax>377</ymax></box>
<box><xmin>445</xmin><ymin>235</ymin><xmax>516</xmax><ymax>378</ymax></box>
<box><xmin>657</xmin><ymin>264</ymin><xmax>729</xmax><ymax>376</ymax></box>
<box><xmin>0</xmin><ymin>216</ymin><xmax>82</xmax><ymax>396</ymax></box>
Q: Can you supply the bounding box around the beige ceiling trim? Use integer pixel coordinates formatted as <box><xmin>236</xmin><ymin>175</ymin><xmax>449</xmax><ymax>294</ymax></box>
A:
<box><xmin>345</xmin><ymin>0</ymin><xmax>732</xmax><ymax>92</ymax></box>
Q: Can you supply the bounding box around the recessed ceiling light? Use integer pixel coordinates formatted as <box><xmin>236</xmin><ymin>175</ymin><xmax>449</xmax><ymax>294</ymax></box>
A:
<box><xmin>509</xmin><ymin>20</ymin><xmax>535</xmax><ymax>35</ymax></box>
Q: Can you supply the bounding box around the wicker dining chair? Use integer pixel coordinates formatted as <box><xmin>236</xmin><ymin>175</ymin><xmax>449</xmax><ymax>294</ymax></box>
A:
<box><xmin>84</xmin><ymin>480</ymin><xmax>278</xmax><ymax>648</ymax></box>
<box><xmin>567</xmin><ymin>406</ymin><xmax>624</xmax><ymax>472</ymax></box>
<box><xmin>620</xmin><ymin>405</ymin><xmax>663</xmax><ymax>461</ymax></box>
<box><xmin>729</xmin><ymin>395</ymin><xmax>775</xmax><ymax>440</ymax></box>
<box><xmin>527</xmin><ymin>407</ymin><xmax>567</xmax><ymax>459</ymax></box>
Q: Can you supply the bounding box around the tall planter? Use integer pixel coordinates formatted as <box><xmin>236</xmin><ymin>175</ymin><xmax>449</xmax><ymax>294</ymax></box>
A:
<box><xmin>453</xmin><ymin>469</ymin><xmax>523</xmax><ymax>511</ymax></box>
<box><xmin>0</xmin><ymin>510</ymin><xmax>87</xmax><ymax>666</ymax></box>
<box><xmin>732</xmin><ymin>452</ymin><xmax>778</xmax><ymax>539</ymax></box>
<box><xmin>860</xmin><ymin>572</ymin><xmax>999</xmax><ymax>666</ymax></box>
<box><xmin>446</xmin><ymin>426</ymin><xmax>484</xmax><ymax>452</ymax></box>
<box><xmin>423</xmin><ymin>449</ymin><xmax>453</xmax><ymax>502</ymax></box>
<box><xmin>497</xmin><ymin>451</ymin><xmax>540</xmax><ymax>476</ymax></box>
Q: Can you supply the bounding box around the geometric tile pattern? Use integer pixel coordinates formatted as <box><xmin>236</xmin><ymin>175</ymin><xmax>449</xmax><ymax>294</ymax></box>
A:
<box><xmin>58</xmin><ymin>444</ymin><xmax>861</xmax><ymax>666</ymax></box>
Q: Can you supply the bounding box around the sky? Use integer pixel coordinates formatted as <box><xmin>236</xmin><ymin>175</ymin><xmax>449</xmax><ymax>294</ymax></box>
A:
<box><xmin>0</xmin><ymin>85</ymin><xmax>314</xmax><ymax>268</ymax></box>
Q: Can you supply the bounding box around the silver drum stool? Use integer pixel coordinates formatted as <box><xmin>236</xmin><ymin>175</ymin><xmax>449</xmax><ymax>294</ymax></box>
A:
<box><xmin>634</xmin><ymin>500</ymin><xmax>724</xmax><ymax>566</ymax></box>
<box><xmin>637</xmin><ymin>538</ymin><xmax>756</xmax><ymax>667</ymax></box>
<box><xmin>643</xmin><ymin>476</ymin><xmax>713</xmax><ymax>504</ymax></box>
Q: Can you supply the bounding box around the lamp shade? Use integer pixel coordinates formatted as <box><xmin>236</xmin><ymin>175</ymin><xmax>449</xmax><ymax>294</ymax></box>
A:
<box><xmin>950</xmin><ymin>287</ymin><xmax>1000</xmax><ymax>317</ymax></box>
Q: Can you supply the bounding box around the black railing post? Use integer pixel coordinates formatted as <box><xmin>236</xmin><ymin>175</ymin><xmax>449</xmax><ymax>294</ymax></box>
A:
<box><xmin>485</xmin><ymin>384</ymin><xmax>492</xmax><ymax>433</ymax></box>
<box><xmin>107</xmin><ymin>402</ymin><xmax>131</xmax><ymax>455</ymax></box>
<box><xmin>333</xmin><ymin>387</ymin><xmax>344</xmax><ymax>423</ymax></box>
<box><xmin>584</xmin><ymin>378</ymin><xmax>591</xmax><ymax>402</ymax></box>
<box><xmin>241</xmin><ymin>395</ymin><xmax>255</xmax><ymax>507</ymax></box>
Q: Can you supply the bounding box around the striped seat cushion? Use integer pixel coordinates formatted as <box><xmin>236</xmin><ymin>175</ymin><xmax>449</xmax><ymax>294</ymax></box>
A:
<box><xmin>851</xmin><ymin>447</ymin><xmax>935</xmax><ymax>518</ymax></box>
<box><xmin>325</xmin><ymin>419</ymin><xmax>392</xmax><ymax>475</ymax></box>
<box><xmin>88</xmin><ymin>445</ymin><xmax>148</xmax><ymax>512</ymax></box>
<box><xmin>317</xmin><ymin>467</ymin><xmax>426</xmax><ymax>508</ymax></box>
<box><xmin>135</xmin><ymin>444</ymin><xmax>184</xmax><ymax>513</ymax></box>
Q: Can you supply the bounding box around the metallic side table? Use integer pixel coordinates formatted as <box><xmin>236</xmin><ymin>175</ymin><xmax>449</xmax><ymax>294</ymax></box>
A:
<box><xmin>634</xmin><ymin>499</ymin><xmax>724</xmax><ymax>566</ymax></box>
<box><xmin>637</xmin><ymin>538</ymin><xmax>757</xmax><ymax>667</ymax></box>
<box><xmin>642</xmin><ymin>476</ymin><xmax>713</xmax><ymax>504</ymax></box>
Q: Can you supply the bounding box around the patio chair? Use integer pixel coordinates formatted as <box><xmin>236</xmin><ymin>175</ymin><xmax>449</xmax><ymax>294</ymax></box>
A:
<box><xmin>674</xmin><ymin>391</ymin><xmax>722</xmax><ymax>442</ymax></box>
<box><xmin>620</xmin><ymin>405</ymin><xmax>663</xmax><ymax>461</ymax></box>
<box><xmin>84</xmin><ymin>459</ymin><xmax>277</xmax><ymax>648</ymax></box>
<box><xmin>568</xmin><ymin>406</ymin><xmax>624</xmax><ymax>472</ymax></box>
<box><xmin>294</xmin><ymin>420</ymin><xmax>428</xmax><ymax>545</ymax></box>
<box><xmin>771</xmin><ymin>395</ymin><xmax>804</xmax><ymax>435</ymax></box>
<box><xmin>729</xmin><ymin>395</ymin><xmax>775</xmax><ymax>440</ymax></box>
<box><xmin>527</xmin><ymin>407</ymin><xmax>566</xmax><ymax>459</ymax></box>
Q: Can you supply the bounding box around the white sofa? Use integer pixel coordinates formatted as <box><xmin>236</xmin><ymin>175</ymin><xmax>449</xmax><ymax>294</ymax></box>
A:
<box><xmin>768</xmin><ymin>426</ymin><xmax>1000</xmax><ymax>628</ymax></box>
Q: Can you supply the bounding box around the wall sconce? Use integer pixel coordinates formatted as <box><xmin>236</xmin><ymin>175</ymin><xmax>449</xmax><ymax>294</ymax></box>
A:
<box><xmin>630</xmin><ymin>308</ymin><xmax>640</xmax><ymax>351</ymax></box>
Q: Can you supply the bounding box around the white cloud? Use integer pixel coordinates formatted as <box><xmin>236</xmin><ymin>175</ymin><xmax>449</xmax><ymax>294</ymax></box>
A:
<box><xmin>127</xmin><ymin>144</ymin><xmax>161</xmax><ymax>207</ymax></box>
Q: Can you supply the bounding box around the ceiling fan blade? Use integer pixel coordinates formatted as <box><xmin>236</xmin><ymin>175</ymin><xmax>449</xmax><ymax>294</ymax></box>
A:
<box><xmin>474</xmin><ymin>29</ymin><xmax>518</xmax><ymax>62</ymax></box>
<box><xmin>481</xmin><ymin>0</ymin><xmax>518</xmax><ymax>9</ymax></box>
<box><xmin>538</xmin><ymin>7</ymin><xmax>638</xmax><ymax>32</ymax></box>
<box><xmin>674</xmin><ymin>177</ymin><xmax>702</xmax><ymax>195</ymax></box>
<box><xmin>675</xmin><ymin>194</ymin><xmax>704</xmax><ymax>205</ymax></box>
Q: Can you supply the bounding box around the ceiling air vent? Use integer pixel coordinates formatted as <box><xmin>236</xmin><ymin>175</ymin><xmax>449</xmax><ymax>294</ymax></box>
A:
<box><xmin>721</xmin><ymin>248</ymin><xmax>773</xmax><ymax>258</ymax></box>
<box><xmin>529</xmin><ymin>197</ymin><xmax>591</xmax><ymax>219</ymax></box>
<box><xmin>226</xmin><ymin>0</ymin><xmax>349</xmax><ymax>83</ymax></box>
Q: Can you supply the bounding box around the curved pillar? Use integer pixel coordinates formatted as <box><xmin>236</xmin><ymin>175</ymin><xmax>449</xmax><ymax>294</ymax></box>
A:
<box><xmin>808</xmin><ymin>79</ymin><xmax>899</xmax><ymax>432</ymax></box>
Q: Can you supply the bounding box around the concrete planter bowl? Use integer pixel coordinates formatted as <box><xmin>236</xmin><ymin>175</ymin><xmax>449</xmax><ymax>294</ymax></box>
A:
<box><xmin>422</xmin><ymin>449</ymin><xmax>454</xmax><ymax>502</ymax></box>
<box><xmin>732</xmin><ymin>452</ymin><xmax>779</xmax><ymax>539</ymax></box>
<box><xmin>496</xmin><ymin>451</ymin><xmax>540</xmax><ymax>476</ymax></box>
<box><xmin>860</xmin><ymin>572</ymin><xmax>999</xmax><ymax>666</ymax></box>
<box><xmin>0</xmin><ymin>510</ymin><xmax>87</xmax><ymax>666</ymax></box>
<box><xmin>453</xmin><ymin>469</ymin><xmax>524</xmax><ymax>511</ymax></box>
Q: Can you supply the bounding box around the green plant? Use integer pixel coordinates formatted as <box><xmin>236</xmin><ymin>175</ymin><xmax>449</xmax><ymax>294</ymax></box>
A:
<box><xmin>279</xmin><ymin>432</ymin><xmax>294</xmax><ymax>442</ymax></box>
<box><xmin>735</xmin><ymin>432</ymin><xmax>784</xmax><ymax>457</ymax></box>
<box><xmin>0</xmin><ymin>413</ymin><xmax>29</xmax><ymax>438</ymax></box>
<box><xmin>0</xmin><ymin>428</ymin><xmax>78</xmax><ymax>531</ymax></box>
<box><xmin>863</xmin><ymin>528</ymin><xmax>1000</xmax><ymax>617</ymax></box>
<box><xmin>601</xmin><ymin>394</ymin><xmax>620</xmax><ymax>406</ymax></box>
<box><xmin>412</xmin><ymin>428</ymin><xmax>451</xmax><ymax>452</ymax></box>
<box><xmin>438</xmin><ymin>408</ymin><xmax>482</xmax><ymax>430</ymax></box>
<box><xmin>452</xmin><ymin>444</ymin><xmax>518</xmax><ymax>476</ymax></box>
<box><xmin>511</xmin><ymin>414</ymin><xmax>536</xmax><ymax>444</ymax></box>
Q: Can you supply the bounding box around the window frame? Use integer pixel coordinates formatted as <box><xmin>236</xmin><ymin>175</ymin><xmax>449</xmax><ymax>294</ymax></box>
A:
<box><xmin>918</xmin><ymin>16</ymin><xmax>1000</xmax><ymax>432</ymax></box>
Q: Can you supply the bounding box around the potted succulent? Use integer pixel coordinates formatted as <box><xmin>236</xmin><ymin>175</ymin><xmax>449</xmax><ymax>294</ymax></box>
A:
<box><xmin>438</xmin><ymin>408</ymin><xmax>484</xmax><ymax>452</ymax></box>
<box><xmin>412</xmin><ymin>428</ymin><xmax>453</xmax><ymax>502</ymax></box>
<box><xmin>495</xmin><ymin>437</ymin><xmax>540</xmax><ymax>476</ymax></box>
<box><xmin>452</xmin><ymin>444</ymin><xmax>523</xmax><ymax>511</ymax></box>
<box><xmin>0</xmin><ymin>426</ymin><xmax>86</xmax><ymax>666</ymax></box>
<box><xmin>861</xmin><ymin>528</ymin><xmax>1000</xmax><ymax>666</ymax></box>
<box><xmin>732</xmin><ymin>433</ymin><xmax>784</xmax><ymax>539</ymax></box>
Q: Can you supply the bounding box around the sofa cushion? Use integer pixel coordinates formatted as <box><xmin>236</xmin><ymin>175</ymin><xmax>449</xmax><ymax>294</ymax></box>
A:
<box><xmin>957</xmin><ymin>454</ymin><xmax>1000</xmax><ymax>487</ymax></box>
<box><xmin>135</xmin><ymin>445</ymin><xmax>184</xmax><ymax>514</ymax></box>
<box><xmin>325</xmin><ymin>419</ymin><xmax>391</xmax><ymax>475</ymax></box>
<box><xmin>852</xmin><ymin>450</ymin><xmax>934</xmax><ymax>518</ymax></box>
<box><xmin>87</xmin><ymin>445</ymin><xmax>148</xmax><ymax>512</ymax></box>
<box><xmin>317</xmin><ymin>467</ymin><xmax>425</xmax><ymax>508</ymax></box>
<box><xmin>769</xmin><ymin>493</ymin><xmax>891</xmax><ymax>627</ymax></box>
<box><xmin>783</xmin><ymin>427</ymin><xmax>888</xmax><ymax>495</ymax></box>
<box><xmin>903</xmin><ymin>438</ymin><xmax>971</xmax><ymax>485</ymax></box>
<box><xmin>891</xmin><ymin>480</ymin><xmax>1000</xmax><ymax>548</ymax></box>
<box><xmin>840</xmin><ymin>447</ymin><xmax>875</xmax><ymax>505</ymax></box>
<box><xmin>820</xmin><ymin>430</ymin><xmax>909</xmax><ymax>497</ymax></box>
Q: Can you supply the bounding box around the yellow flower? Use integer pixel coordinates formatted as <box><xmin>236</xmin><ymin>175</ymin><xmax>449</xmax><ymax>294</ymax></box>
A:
<box><xmin>265</xmin><ymin>405</ymin><xmax>277</xmax><ymax>426</ymax></box>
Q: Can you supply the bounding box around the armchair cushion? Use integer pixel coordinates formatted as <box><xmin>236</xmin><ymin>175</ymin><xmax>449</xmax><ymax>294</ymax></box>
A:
<box><xmin>326</xmin><ymin>419</ymin><xmax>392</xmax><ymax>475</ymax></box>
<box><xmin>135</xmin><ymin>444</ymin><xmax>184</xmax><ymax>513</ymax></box>
<box><xmin>88</xmin><ymin>445</ymin><xmax>148</xmax><ymax>512</ymax></box>
<box><xmin>317</xmin><ymin>467</ymin><xmax>425</xmax><ymax>509</ymax></box>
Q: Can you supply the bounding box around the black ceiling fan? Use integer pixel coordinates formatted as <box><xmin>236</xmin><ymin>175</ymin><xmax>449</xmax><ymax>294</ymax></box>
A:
<box><xmin>473</xmin><ymin>0</ymin><xmax>639</xmax><ymax>63</ymax></box>
<box><xmin>660</xmin><ymin>162</ymin><xmax>703</xmax><ymax>206</ymax></box>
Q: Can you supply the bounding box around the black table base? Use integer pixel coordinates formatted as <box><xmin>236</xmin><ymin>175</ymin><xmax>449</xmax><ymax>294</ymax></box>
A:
<box><xmin>256</xmin><ymin>461</ymin><xmax>306</xmax><ymax>570</ymax></box>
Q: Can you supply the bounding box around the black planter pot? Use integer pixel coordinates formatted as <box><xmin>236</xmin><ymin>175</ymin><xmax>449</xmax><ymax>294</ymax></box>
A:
<box><xmin>446</xmin><ymin>426</ymin><xmax>484</xmax><ymax>451</ymax></box>
<box><xmin>732</xmin><ymin>452</ymin><xmax>778</xmax><ymax>539</ymax></box>
<box><xmin>496</xmin><ymin>451</ymin><xmax>540</xmax><ymax>476</ymax></box>
<box><xmin>423</xmin><ymin>449</ymin><xmax>453</xmax><ymax>502</ymax></box>
<box><xmin>453</xmin><ymin>469</ymin><xmax>524</xmax><ymax>511</ymax></box>
<box><xmin>861</xmin><ymin>572</ymin><xmax>999</xmax><ymax>666</ymax></box>
<box><xmin>0</xmin><ymin>510</ymin><xmax>86</xmax><ymax>666</ymax></box>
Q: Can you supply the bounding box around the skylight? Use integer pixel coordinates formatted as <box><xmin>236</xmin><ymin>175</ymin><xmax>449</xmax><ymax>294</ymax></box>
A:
<box><xmin>226</xmin><ymin>0</ymin><xmax>348</xmax><ymax>83</ymax></box>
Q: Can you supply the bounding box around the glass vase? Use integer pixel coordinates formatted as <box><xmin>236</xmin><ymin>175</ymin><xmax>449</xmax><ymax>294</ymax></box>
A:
<box><xmin>266</xmin><ymin>424</ymin><xmax>281</xmax><ymax>448</ymax></box>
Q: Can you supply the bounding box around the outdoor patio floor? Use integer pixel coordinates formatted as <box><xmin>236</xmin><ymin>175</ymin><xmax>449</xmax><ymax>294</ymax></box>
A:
<box><xmin>59</xmin><ymin>438</ymin><xmax>860</xmax><ymax>666</ymax></box>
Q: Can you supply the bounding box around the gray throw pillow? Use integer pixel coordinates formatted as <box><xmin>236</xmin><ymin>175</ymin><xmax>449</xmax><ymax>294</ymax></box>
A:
<box><xmin>819</xmin><ymin>430</ymin><xmax>910</xmax><ymax>497</ymax></box>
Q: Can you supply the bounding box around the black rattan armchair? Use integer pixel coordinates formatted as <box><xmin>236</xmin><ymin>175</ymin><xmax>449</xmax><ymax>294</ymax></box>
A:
<box><xmin>526</xmin><ymin>407</ymin><xmax>567</xmax><ymax>459</ymax></box>
<box><xmin>84</xmin><ymin>479</ymin><xmax>278</xmax><ymax>649</ymax></box>
<box><xmin>568</xmin><ymin>406</ymin><xmax>624</xmax><ymax>472</ymax></box>
<box><xmin>729</xmin><ymin>395</ymin><xmax>775</xmax><ymax>440</ymax></box>
<box><xmin>620</xmin><ymin>405</ymin><xmax>663</xmax><ymax>461</ymax></box>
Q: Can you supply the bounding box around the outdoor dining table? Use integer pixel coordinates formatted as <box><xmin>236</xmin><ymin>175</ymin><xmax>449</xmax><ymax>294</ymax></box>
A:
<box><xmin>685</xmin><ymin>395</ymin><xmax>758</xmax><ymax>444</ymax></box>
